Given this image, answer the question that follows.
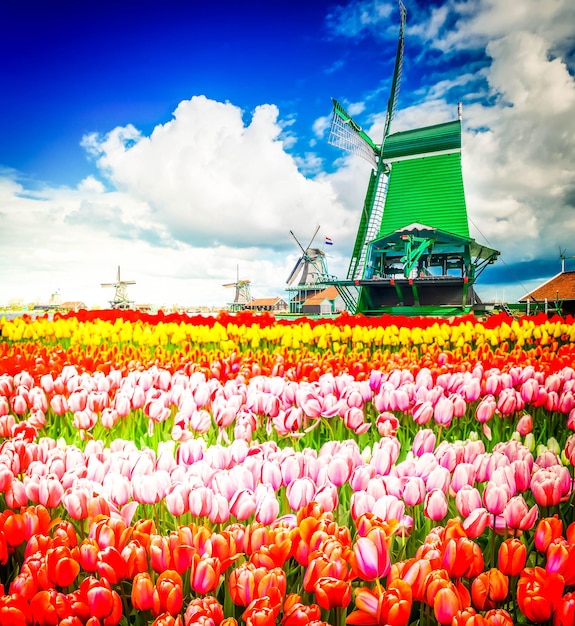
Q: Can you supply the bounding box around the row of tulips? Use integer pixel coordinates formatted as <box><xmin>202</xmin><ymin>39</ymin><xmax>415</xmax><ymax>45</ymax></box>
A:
<box><xmin>3</xmin><ymin>313</ymin><xmax>575</xmax><ymax>380</ymax></box>
<box><xmin>1</xmin><ymin>311</ymin><xmax>575</xmax><ymax>625</ymax></box>
<box><xmin>1</xmin><ymin>361</ymin><xmax>575</xmax><ymax>453</ymax></box>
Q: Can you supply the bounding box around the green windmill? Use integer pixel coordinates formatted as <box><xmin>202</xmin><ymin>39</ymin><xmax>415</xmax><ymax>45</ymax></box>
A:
<box><xmin>327</xmin><ymin>0</ymin><xmax>499</xmax><ymax>316</ymax></box>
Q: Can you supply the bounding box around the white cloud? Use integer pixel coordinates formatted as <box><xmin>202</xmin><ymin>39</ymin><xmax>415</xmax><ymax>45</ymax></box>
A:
<box><xmin>0</xmin><ymin>96</ymin><xmax>354</xmax><ymax>309</ymax></box>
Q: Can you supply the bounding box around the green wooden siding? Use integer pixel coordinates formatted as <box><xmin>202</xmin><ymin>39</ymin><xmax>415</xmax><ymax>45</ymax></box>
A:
<box><xmin>378</xmin><ymin>152</ymin><xmax>470</xmax><ymax>239</ymax></box>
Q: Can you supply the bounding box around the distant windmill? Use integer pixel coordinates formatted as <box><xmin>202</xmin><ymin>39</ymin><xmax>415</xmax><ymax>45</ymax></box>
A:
<box><xmin>286</xmin><ymin>226</ymin><xmax>329</xmax><ymax>288</ymax></box>
<box><xmin>101</xmin><ymin>266</ymin><xmax>136</xmax><ymax>309</ymax></box>
<box><xmin>223</xmin><ymin>266</ymin><xmax>252</xmax><ymax>311</ymax></box>
<box><xmin>286</xmin><ymin>226</ymin><xmax>330</xmax><ymax>313</ymax></box>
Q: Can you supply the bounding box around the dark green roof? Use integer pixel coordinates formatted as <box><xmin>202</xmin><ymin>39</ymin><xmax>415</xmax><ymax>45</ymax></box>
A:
<box><xmin>381</xmin><ymin>120</ymin><xmax>461</xmax><ymax>160</ymax></box>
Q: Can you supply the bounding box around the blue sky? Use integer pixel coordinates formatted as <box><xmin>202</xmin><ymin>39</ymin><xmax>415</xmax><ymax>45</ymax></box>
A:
<box><xmin>1</xmin><ymin>0</ymin><xmax>574</xmax><ymax>308</ymax></box>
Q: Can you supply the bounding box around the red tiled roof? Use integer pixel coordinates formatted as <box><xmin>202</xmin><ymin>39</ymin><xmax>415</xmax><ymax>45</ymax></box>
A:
<box><xmin>304</xmin><ymin>286</ymin><xmax>340</xmax><ymax>306</ymax></box>
<box><xmin>519</xmin><ymin>271</ymin><xmax>575</xmax><ymax>302</ymax></box>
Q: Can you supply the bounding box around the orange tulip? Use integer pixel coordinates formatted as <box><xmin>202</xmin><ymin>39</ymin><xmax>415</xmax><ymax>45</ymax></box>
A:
<box><xmin>45</xmin><ymin>545</ymin><xmax>80</xmax><ymax>588</ymax></box>
<box><xmin>433</xmin><ymin>584</ymin><xmax>461</xmax><ymax>625</ymax></box>
<box><xmin>471</xmin><ymin>568</ymin><xmax>509</xmax><ymax>611</ymax></box>
<box><xmin>535</xmin><ymin>516</ymin><xmax>563</xmax><ymax>553</ymax></box>
<box><xmin>190</xmin><ymin>554</ymin><xmax>221</xmax><ymax>594</ymax></box>
<box><xmin>132</xmin><ymin>572</ymin><xmax>155</xmax><ymax>612</ymax></box>
<box><xmin>553</xmin><ymin>591</ymin><xmax>575</xmax><ymax>626</ymax></box>
<box><xmin>517</xmin><ymin>566</ymin><xmax>565</xmax><ymax>623</ymax></box>
<box><xmin>314</xmin><ymin>576</ymin><xmax>352</xmax><ymax>610</ymax></box>
<box><xmin>483</xmin><ymin>609</ymin><xmax>514</xmax><ymax>626</ymax></box>
<box><xmin>152</xmin><ymin>570</ymin><xmax>183</xmax><ymax>617</ymax></box>
<box><xmin>451</xmin><ymin>607</ymin><xmax>488</xmax><ymax>626</ymax></box>
<box><xmin>80</xmin><ymin>576</ymin><xmax>123</xmax><ymax>624</ymax></box>
<box><xmin>350</xmin><ymin>527</ymin><xmax>391</xmax><ymax>581</ymax></box>
<box><xmin>281</xmin><ymin>593</ymin><xmax>321</xmax><ymax>626</ymax></box>
<box><xmin>498</xmin><ymin>538</ymin><xmax>527</xmax><ymax>576</ymax></box>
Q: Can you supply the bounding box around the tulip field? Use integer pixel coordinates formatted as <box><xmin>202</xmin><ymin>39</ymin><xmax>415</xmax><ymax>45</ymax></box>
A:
<box><xmin>2</xmin><ymin>309</ymin><xmax>575</xmax><ymax>626</ymax></box>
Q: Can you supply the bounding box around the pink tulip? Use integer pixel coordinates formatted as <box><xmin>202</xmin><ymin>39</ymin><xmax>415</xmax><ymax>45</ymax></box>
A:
<box><xmin>350</xmin><ymin>491</ymin><xmax>376</xmax><ymax>519</ymax></box>
<box><xmin>475</xmin><ymin>395</ymin><xmax>497</xmax><ymax>423</ymax></box>
<box><xmin>520</xmin><ymin>378</ymin><xmax>540</xmax><ymax>403</ymax></box>
<box><xmin>402</xmin><ymin>476</ymin><xmax>426</xmax><ymax>506</ymax></box>
<box><xmin>189</xmin><ymin>486</ymin><xmax>212</xmax><ymax>517</ymax></box>
<box><xmin>558</xmin><ymin>390</ymin><xmax>575</xmax><ymax>414</ymax></box>
<box><xmin>286</xmin><ymin>477</ymin><xmax>315</xmax><ymax>511</ymax></box>
<box><xmin>50</xmin><ymin>394</ymin><xmax>69</xmax><ymax>415</ymax></box>
<box><xmin>463</xmin><ymin>377</ymin><xmax>481</xmax><ymax>402</ymax></box>
<box><xmin>230</xmin><ymin>489</ymin><xmax>257</xmax><ymax>520</ymax></box>
<box><xmin>373</xmin><ymin>494</ymin><xmax>405</xmax><ymax>522</ymax></box>
<box><xmin>113</xmin><ymin>394</ymin><xmax>131</xmax><ymax>417</ymax></box>
<box><xmin>349</xmin><ymin>465</ymin><xmax>376</xmax><ymax>492</ymax></box>
<box><xmin>503</xmin><ymin>495</ymin><xmax>538</xmax><ymax>531</ymax></box>
<box><xmin>100</xmin><ymin>408</ymin><xmax>120</xmax><ymax>429</ymax></box>
<box><xmin>63</xmin><ymin>488</ymin><xmax>90</xmax><ymax>520</ymax></box>
<box><xmin>412</xmin><ymin>429</ymin><xmax>436</xmax><ymax>456</ymax></box>
<box><xmin>426</xmin><ymin>466</ymin><xmax>451</xmax><ymax>494</ymax></box>
<box><xmin>343</xmin><ymin>407</ymin><xmax>370</xmax><ymax>435</ymax></box>
<box><xmin>424</xmin><ymin>488</ymin><xmax>448</xmax><ymax>521</ymax></box>
<box><xmin>531</xmin><ymin>468</ymin><xmax>564</xmax><ymax>507</ymax></box>
<box><xmin>450</xmin><ymin>463</ymin><xmax>476</xmax><ymax>493</ymax></box>
<box><xmin>208</xmin><ymin>492</ymin><xmax>230</xmax><ymax>524</ymax></box>
<box><xmin>434</xmin><ymin>396</ymin><xmax>454</xmax><ymax>427</ymax></box>
<box><xmin>72</xmin><ymin>409</ymin><xmax>98</xmax><ymax>431</ymax></box>
<box><xmin>455</xmin><ymin>486</ymin><xmax>483</xmax><ymax>518</ymax></box>
<box><xmin>483</xmin><ymin>481</ymin><xmax>510</xmax><ymax>516</ymax></box>
<box><xmin>463</xmin><ymin>507</ymin><xmax>491</xmax><ymax>538</ymax></box>
<box><xmin>314</xmin><ymin>483</ymin><xmax>338</xmax><ymax>512</ymax></box>
<box><xmin>255</xmin><ymin>492</ymin><xmax>279</xmax><ymax>525</ymax></box>
<box><xmin>68</xmin><ymin>389</ymin><xmax>88</xmax><ymax>412</ymax></box>
<box><xmin>38</xmin><ymin>474</ymin><xmax>65</xmax><ymax>508</ymax></box>
<box><xmin>11</xmin><ymin>395</ymin><xmax>28</xmax><ymax>415</ymax></box>
<box><xmin>412</xmin><ymin>400</ymin><xmax>434</xmax><ymax>425</ymax></box>
<box><xmin>5</xmin><ymin>477</ymin><xmax>28</xmax><ymax>508</ymax></box>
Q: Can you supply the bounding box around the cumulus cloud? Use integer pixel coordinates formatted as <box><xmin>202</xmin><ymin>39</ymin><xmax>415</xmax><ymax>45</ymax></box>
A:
<box><xmin>82</xmin><ymin>96</ymin><xmax>350</xmax><ymax>251</ymax></box>
<box><xmin>0</xmin><ymin>96</ymin><xmax>354</xmax><ymax>308</ymax></box>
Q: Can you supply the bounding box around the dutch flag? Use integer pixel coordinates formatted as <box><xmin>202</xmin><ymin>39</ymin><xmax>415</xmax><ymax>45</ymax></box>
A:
<box><xmin>325</xmin><ymin>237</ymin><xmax>334</xmax><ymax>246</ymax></box>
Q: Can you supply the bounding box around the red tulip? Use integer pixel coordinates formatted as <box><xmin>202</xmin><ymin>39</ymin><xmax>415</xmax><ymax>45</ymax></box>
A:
<box><xmin>97</xmin><ymin>546</ymin><xmax>127</xmax><ymax>585</ymax></box>
<box><xmin>517</xmin><ymin>566</ymin><xmax>565</xmax><ymax>623</ymax></box>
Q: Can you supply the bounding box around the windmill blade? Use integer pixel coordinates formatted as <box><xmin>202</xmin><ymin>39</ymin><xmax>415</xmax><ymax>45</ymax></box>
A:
<box><xmin>287</xmin><ymin>257</ymin><xmax>305</xmax><ymax>285</ymax></box>
<box><xmin>328</xmin><ymin>99</ymin><xmax>378</xmax><ymax>168</ymax></box>
<box><xmin>290</xmin><ymin>230</ymin><xmax>308</xmax><ymax>256</ymax></box>
<box><xmin>382</xmin><ymin>0</ymin><xmax>407</xmax><ymax>140</ymax></box>
<box><xmin>304</xmin><ymin>225</ymin><xmax>321</xmax><ymax>251</ymax></box>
